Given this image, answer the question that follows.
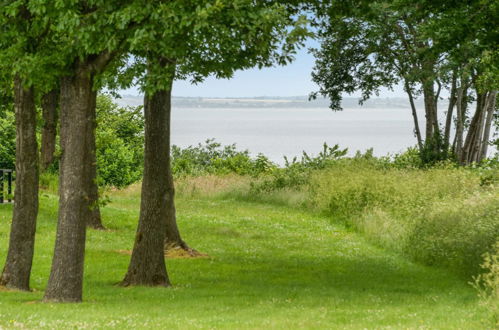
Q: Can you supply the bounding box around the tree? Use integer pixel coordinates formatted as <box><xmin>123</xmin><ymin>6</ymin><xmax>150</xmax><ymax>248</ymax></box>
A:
<box><xmin>310</xmin><ymin>0</ymin><xmax>498</xmax><ymax>165</ymax></box>
<box><xmin>0</xmin><ymin>2</ymin><xmax>45</xmax><ymax>290</ymax></box>
<box><xmin>310</xmin><ymin>2</ymin><xmax>446</xmax><ymax>159</ymax></box>
<box><xmin>41</xmin><ymin>0</ymin><xmax>149</xmax><ymax>302</ymax></box>
<box><xmin>121</xmin><ymin>0</ymin><xmax>309</xmax><ymax>286</ymax></box>
<box><xmin>0</xmin><ymin>76</ymin><xmax>39</xmax><ymax>291</ymax></box>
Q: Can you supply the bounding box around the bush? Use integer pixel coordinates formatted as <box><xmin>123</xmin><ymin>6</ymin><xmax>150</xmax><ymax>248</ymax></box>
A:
<box><xmin>473</xmin><ymin>241</ymin><xmax>499</xmax><ymax>327</ymax></box>
<box><xmin>251</xmin><ymin>143</ymin><xmax>347</xmax><ymax>193</ymax></box>
<box><xmin>171</xmin><ymin>139</ymin><xmax>275</xmax><ymax>177</ymax></box>
<box><xmin>96</xmin><ymin>127</ymin><xmax>142</xmax><ymax>188</ymax></box>
<box><xmin>95</xmin><ymin>95</ymin><xmax>144</xmax><ymax>188</ymax></box>
<box><xmin>0</xmin><ymin>111</ymin><xmax>15</xmax><ymax>169</ymax></box>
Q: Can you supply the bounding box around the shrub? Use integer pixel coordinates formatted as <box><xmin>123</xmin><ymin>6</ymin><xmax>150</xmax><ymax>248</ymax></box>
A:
<box><xmin>95</xmin><ymin>95</ymin><xmax>144</xmax><ymax>188</ymax></box>
<box><xmin>171</xmin><ymin>139</ymin><xmax>276</xmax><ymax>177</ymax></box>
<box><xmin>251</xmin><ymin>143</ymin><xmax>347</xmax><ymax>193</ymax></box>
<box><xmin>0</xmin><ymin>110</ymin><xmax>15</xmax><ymax>169</ymax></box>
<box><xmin>96</xmin><ymin>127</ymin><xmax>142</xmax><ymax>188</ymax></box>
<box><xmin>473</xmin><ymin>241</ymin><xmax>499</xmax><ymax>327</ymax></box>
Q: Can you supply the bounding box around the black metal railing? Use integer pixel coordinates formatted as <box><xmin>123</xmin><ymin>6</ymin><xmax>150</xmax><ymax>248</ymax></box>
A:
<box><xmin>0</xmin><ymin>169</ymin><xmax>13</xmax><ymax>204</ymax></box>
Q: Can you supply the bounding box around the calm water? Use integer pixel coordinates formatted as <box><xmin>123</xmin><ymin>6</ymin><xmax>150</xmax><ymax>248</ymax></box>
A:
<box><xmin>171</xmin><ymin>107</ymin><xmax>428</xmax><ymax>164</ymax></box>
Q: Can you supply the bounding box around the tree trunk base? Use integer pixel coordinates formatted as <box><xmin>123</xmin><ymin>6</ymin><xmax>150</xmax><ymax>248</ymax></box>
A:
<box><xmin>164</xmin><ymin>242</ymin><xmax>206</xmax><ymax>258</ymax></box>
<box><xmin>0</xmin><ymin>280</ymin><xmax>30</xmax><ymax>292</ymax></box>
<box><xmin>87</xmin><ymin>222</ymin><xmax>106</xmax><ymax>230</ymax></box>
<box><xmin>42</xmin><ymin>297</ymin><xmax>83</xmax><ymax>303</ymax></box>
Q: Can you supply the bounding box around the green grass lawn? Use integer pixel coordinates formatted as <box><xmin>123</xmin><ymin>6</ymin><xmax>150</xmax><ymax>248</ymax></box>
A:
<box><xmin>0</xmin><ymin>188</ymin><xmax>492</xmax><ymax>329</ymax></box>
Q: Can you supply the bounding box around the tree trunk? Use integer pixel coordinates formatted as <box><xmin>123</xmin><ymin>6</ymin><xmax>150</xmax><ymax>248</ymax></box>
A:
<box><xmin>43</xmin><ymin>52</ymin><xmax>113</xmax><ymax>302</ymax></box>
<box><xmin>43</xmin><ymin>69</ymin><xmax>95</xmax><ymax>302</ymax></box>
<box><xmin>423</xmin><ymin>87</ymin><xmax>435</xmax><ymax>141</ymax></box>
<box><xmin>0</xmin><ymin>76</ymin><xmax>39</xmax><ymax>291</ymax></box>
<box><xmin>164</xmin><ymin>172</ymin><xmax>195</xmax><ymax>252</ymax></box>
<box><xmin>454</xmin><ymin>85</ymin><xmax>467</xmax><ymax>160</ymax></box>
<box><xmin>444</xmin><ymin>74</ymin><xmax>457</xmax><ymax>148</ymax></box>
<box><xmin>461</xmin><ymin>92</ymin><xmax>485</xmax><ymax>165</ymax></box>
<box><xmin>404</xmin><ymin>81</ymin><xmax>423</xmax><ymax>151</ymax></box>
<box><xmin>162</xmin><ymin>91</ymin><xmax>191</xmax><ymax>252</ymax></box>
<box><xmin>122</xmin><ymin>61</ymin><xmax>174</xmax><ymax>287</ymax></box>
<box><xmin>40</xmin><ymin>89</ymin><xmax>58</xmax><ymax>172</ymax></box>
<box><xmin>424</xmin><ymin>84</ymin><xmax>440</xmax><ymax>138</ymax></box>
<box><xmin>480</xmin><ymin>91</ymin><xmax>497</xmax><ymax>160</ymax></box>
<box><xmin>472</xmin><ymin>93</ymin><xmax>488</xmax><ymax>163</ymax></box>
<box><xmin>86</xmin><ymin>100</ymin><xmax>104</xmax><ymax>230</ymax></box>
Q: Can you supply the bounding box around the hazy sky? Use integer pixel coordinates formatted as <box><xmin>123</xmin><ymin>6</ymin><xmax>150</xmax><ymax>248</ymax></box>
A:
<box><xmin>119</xmin><ymin>40</ymin><xmax>406</xmax><ymax>98</ymax></box>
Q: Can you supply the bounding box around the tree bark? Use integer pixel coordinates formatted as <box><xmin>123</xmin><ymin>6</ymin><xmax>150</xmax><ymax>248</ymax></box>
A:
<box><xmin>43</xmin><ymin>51</ymin><xmax>113</xmax><ymax>302</ymax></box>
<box><xmin>454</xmin><ymin>84</ymin><xmax>467</xmax><ymax>160</ymax></box>
<box><xmin>43</xmin><ymin>71</ymin><xmax>93</xmax><ymax>302</ymax></box>
<box><xmin>86</xmin><ymin>100</ymin><xmax>104</xmax><ymax>230</ymax></box>
<box><xmin>423</xmin><ymin>84</ymin><xmax>440</xmax><ymax>139</ymax></box>
<box><xmin>480</xmin><ymin>91</ymin><xmax>497</xmax><ymax>160</ymax></box>
<box><xmin>164</xmin><ymin>173</ymin><xmax>192</xmax><ymax>251</ymax></box>
<box><xmin>461</xmin><ymin>92</ymin><xmax>486</xmax><ymax>164</ymax></box>
<box><xmin>444</xmin><ymin>74</ymin><xmax>457</xmax><ymax>148</ymax></box>
<box><xmin>122</xmin><ymin>61</ymin><xmax>174</xmax><ymax>287</ymax></box>
<box><xmin>40</xmin><ymin>89</ymin><xmax>58</xmax><ymax>172</ymax></box>
<box><xmin>404</xmin><ymin>81</ymin><xmax>423</xmax><ymax>151</ymax></box>
<box><xmin>0</xmin><ymin>76</ymin><xmax>39</xmax><ymax>291</ymax></box>
<box><xmin>472</xmin><ymin>93</ymin><xmax>488</xmax><ymax>163</ymax></box>
<box><xmin>423</xmin><ymin>87</ymin><xmax>435</xmax><ymax>141</ymax></box>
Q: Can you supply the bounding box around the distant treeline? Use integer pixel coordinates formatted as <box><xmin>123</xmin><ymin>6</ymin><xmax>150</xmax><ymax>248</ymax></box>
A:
<box><xmin>116</xmin><ymin>95</ymin><xmax>445</xmax><ymax>109</ymax></box>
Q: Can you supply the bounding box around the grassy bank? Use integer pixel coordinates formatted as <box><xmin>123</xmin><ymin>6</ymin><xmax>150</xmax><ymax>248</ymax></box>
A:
<box><xmin>0</xmin><ymin>182</ymin><xmax>493</xmax><ymax>328</ymax></box>
<box><xmin>191</xmin><ymin>158</ymin><xmax>498</xmax><ymax>278</ymax></box>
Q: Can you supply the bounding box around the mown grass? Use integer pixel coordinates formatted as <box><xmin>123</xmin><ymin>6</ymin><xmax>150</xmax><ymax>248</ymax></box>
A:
<box><xmin>0</xmin><ymin>181</ymin><xmax>494</xmax><ymax>329</ymax></box>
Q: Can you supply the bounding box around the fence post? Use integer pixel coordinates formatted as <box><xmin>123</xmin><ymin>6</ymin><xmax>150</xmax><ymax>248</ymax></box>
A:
<box><xmin>0</xmin><ymin>169</ymin><xmax>4</xmax><ymax>204</ymax></box>
<box><xmin>7</xmin><ymin>171</ymin><xmax>12</xmax><ymax>203</ymax></box>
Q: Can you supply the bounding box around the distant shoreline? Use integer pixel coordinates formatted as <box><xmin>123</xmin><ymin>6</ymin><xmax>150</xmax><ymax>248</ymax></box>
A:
<box><xmin>114</xmin><ymin>94</ymin><xmax>442</xmax><ymax>109</ymax></box>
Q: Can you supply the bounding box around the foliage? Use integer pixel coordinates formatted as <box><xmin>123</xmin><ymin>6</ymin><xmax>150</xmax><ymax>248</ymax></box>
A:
<box><xmin>473</xmin><ymin>241</ymin><xmax>499</xmax><ymax>327</ymax></box>
<box><xmin>251</xmin><ymin>143</ymin><xmax>347</xmax><ymax>193</ymax></box>
<box><xmin>309</xmin><ymin>0</ymin><xmax>498</xmax><ymax>165</ymax></box>
<box><xmin>307</xmin><ymin>162</ymin><xmax>499</xmax><ymax>276</ymax></box>
<box><xmin>171</xmin><ymin>139</ymin><xmax>275</xmax><ymax>177</ymax></box>
<box><xmin>419</xmin><ymin>133</ymin><xmax>453</xmax><ymax>166</ymax></box>
<box><xmin>95</xmin><ymin>95</ymin><xmax>144</xmax><ymax>188</ymax></box>
<box><xmin>391</xmin><ymin>147</ymin><xmax>423</xmax><ymax>169</ymax></box>
<box><xmin>0</xmin><ymin>110</ymin><xmax>15</xmax><ymax>169</ymax></box>
<box><xmin>103</xmin><ymin>1</ymin><xmax>310</xmax><ymax>94</ymax></box>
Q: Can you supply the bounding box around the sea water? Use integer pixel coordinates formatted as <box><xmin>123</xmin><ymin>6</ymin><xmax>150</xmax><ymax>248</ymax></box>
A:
<box><xmin>170</xmin><ymin>107</ymin><xmax>427</xmax><ymax>164</ymax></box>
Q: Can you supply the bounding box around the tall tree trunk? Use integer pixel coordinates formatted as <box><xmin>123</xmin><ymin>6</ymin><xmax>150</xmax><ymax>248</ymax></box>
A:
<box><xmin>404</xmin><ymin>81</ymin><xmax>423</xmax><ymax>151</ymax></box>
<box><xmin>164</xmin><ymin>175</ymin><xmax>189</xmax><ymax>250</ymax></box>
<box><xmin>423</xmin><ymin>87</ymin><xmax>435</xmax><ymax>141</ymax></box>
<box><xmin>86</xmin><ymin>101</ymin><xmax>104</xmax><ymax>230</ymax></box>
<box><xmin>444</xmin><ymin>74</ymin><xmax>457</xmax><ymax>148</ymax></box>
<box><xmin>162</xmin><ymin>89</ymin><xmax>192</xmax><ymax>252</ymax></box>
<box><xmin>40</xmin><ymin>89</ymin><xmax>58</xmax><ymax>172</ymax></box>
<box><xmin>454</xmin><ymin>85</ymin><xmax>467</xmax><ymax>160</ymax></box>
<box><xmin>480</xmin><ymin>91</ymin><xmax>497</xmax><ymax>160</ymax></box>
<box><xmin>43</xmin><ymin>72</ymin><xmax>93</xmax><ymax>302</ymax></box>
<box><xmin>461</xmin><ymin>92</ymin><xmax>485</xmax><ymax>164</ymax></box>
<box><xmin>0</xmin><ymin>77</ymin><xmax>39</xmax><ymax>291</ymax></box>
<box><xmin>472</xmin><ymin>93</ymin><xmax>488</xmax><ymax>163</ymax></box>
<box><xmin>122</xmin><ymin>61</ymin><xmax>174</xmax><ymax>287</ymax></box>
